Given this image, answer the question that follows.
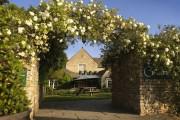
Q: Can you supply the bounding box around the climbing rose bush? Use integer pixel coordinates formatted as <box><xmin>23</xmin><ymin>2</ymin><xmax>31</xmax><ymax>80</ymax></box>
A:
<box><xmin>0</xmin><ymin>0</ymin><xmax>179</xmax><ymax>115</ymax></box>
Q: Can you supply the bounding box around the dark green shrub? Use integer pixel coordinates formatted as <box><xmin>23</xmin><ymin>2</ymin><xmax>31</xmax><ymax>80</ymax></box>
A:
<box><xmin>0</xmin><ymin>51</ymin><xmax>29</xmax><ymax>116</ymax></box>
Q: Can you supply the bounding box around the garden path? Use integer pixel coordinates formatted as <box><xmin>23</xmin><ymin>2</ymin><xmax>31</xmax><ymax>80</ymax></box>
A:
<box><xmin>35</xmin><ymin>99</ymin><xmax>179</xmax><ymax>120</ymax></box>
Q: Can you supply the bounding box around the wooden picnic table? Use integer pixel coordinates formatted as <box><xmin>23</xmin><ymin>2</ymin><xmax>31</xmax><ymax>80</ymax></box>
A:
<box><xmin>76</xmin><ymin>87</ymin><xmax>98</xmax><ymax>96</ymax></box>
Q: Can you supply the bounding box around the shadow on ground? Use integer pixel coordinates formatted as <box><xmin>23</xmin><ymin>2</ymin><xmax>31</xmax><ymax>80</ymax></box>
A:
<box><xmin>35</xmin><ymin>99</ymin><xmax>179</xmax><ymax>120</ymax></box>
<box><xmin>39</xmin><ymin>99</ymin><xmax>135</xmax><ymax>114</ymax></box>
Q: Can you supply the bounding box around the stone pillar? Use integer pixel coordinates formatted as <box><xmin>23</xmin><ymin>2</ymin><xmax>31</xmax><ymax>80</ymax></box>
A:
<box><xmin>112</xmin><ymin>54</ymin><xmax>141</xmax><ymax>114</ymax></box>
<box><xmin>25</xmin><ymin>59</ymin><xmax>39</xmax><ymax>119</ymax></box>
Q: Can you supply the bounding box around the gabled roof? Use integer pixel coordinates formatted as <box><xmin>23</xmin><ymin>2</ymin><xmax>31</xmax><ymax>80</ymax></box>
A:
<box><xmin>68</xmin><ymin>47</ymin><xmax>100</xmax><ymax>65</ymax></box>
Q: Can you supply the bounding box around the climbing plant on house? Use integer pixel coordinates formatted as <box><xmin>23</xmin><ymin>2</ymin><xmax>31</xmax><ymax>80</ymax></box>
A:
<box><xmin>0</xmin><ymin>0</ymin><xmax>179</xmax><ymax>115</ymax></box>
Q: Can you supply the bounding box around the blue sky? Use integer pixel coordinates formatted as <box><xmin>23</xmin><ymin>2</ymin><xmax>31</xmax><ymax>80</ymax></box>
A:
<box><xmin>10</xmin><ymin>0</ymin><xmax>180</xmax><ymax>59</ymax></box>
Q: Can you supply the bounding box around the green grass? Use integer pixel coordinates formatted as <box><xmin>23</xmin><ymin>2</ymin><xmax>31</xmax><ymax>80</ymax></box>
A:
<box><xmin>44</xmin><ymin>92</ymin><xmax>112</xmax><ymax>102</ymax></box>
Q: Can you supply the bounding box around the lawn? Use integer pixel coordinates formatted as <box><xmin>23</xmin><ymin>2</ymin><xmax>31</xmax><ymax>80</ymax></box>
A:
<box><xmin>44</xmin><ymin>92</ymin><xmax>112</xmax><ymax>102</ymax></box>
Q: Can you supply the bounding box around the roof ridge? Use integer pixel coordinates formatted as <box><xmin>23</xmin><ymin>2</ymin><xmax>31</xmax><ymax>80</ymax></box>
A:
<box><xmin>67</xmin><ymin>48</ymin><xmax>99</xmax><ymax>64</ymax></box>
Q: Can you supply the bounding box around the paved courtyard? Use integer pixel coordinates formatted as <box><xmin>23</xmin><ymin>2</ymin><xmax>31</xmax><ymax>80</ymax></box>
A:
<box><xmin>35</xmin><ymin>99</ymin><xmax>179</xmax><ymax>120</ymax></box>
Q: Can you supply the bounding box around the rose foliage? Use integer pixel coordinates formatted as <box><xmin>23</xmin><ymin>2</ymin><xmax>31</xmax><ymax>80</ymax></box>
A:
<box><xmin>0</xmin><ymin>0</ymin><xmax>179</xmax><ymax>115</ymax></box>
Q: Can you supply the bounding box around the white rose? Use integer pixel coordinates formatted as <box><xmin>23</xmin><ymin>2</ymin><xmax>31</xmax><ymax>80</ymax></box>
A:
<box><xmin>35</xmin><ymin>36</ymin><xmax>39</xmax><ymax>40</ymax></box>
<box><xmin>156</xmin><ymin>44</ymin><xmax>159</xmax><ymax>48</ymax></box>
<box><xmin>31</xmin><ymin>57</ymin><xmax>35</xmax><ymax>61</ymax></box>
<box><xmin>33</xmin><ymin>16</ymin><xmax>38</xmax><ymax>21</ymax></box>
<box><xmin>93</xmin><ymin>4</ymin><xmax>96</xmax><ymax>7</ymax></box>
<box><xmin>80</xmin><ymin>0</ymin><xmax>83</xmax><ymax>4</ymax></box>
<box><xmin>75</xmin><ymin>31</ymin><xmax>79</xmax><ymax>36</ymax></box>
<box><xmin>54</xmin><ymin>18</ymin><xmax>58</xmax><ymax>22</ymax></box>
<box><xmin>31</xmin><ymin>34</ymin><xmax>35</xmax><ymax>37</ymax></box>
<box><xmin>29</xmin><ymin>11</ymin><xmax>35</xmax><ymax>16</ymax></box>
<box><xmin>156</xmin><ymin>54</ymin><xmax>160</xmax><ymax>58</ymax></box>
<box><xmin>133</xmin><ymin>23</ymin><xmax>137</xmax><ymax>28</ymax></box>
<box><xmin>81</xmin><ymin>27</ymin><xmax>86</xmax><ymax>34</ymax></box>
<box><xmin>40</xmin><ymin>41</ymin><xmax>43</xmax><ymax>45</ymax></box>
<box><xmin>43</xmin><ymin>11</ymin><xmax>50</xmax><ymax>18</ymax></box>
<box><xmin>166</xmin><ymin>59</ymin><xmax>171</xmax><ymax>66</ymax></box>
<box><xmin>43</xmin><ymin>35</ymin><xmax>47</xmax><ymax>39</ymax></box>
<box><xmin>67</xmin><ymin>19</ymin><xmax>74</xmax><ymax>24</ymax></box>
<box><xmin>73</xmin><ymin>7</ymin><xmax>76</xmax><ymax>11</ymax></box>
<box><xmin>18</xmin><ymin>20</ymin><xmax>22</xmax><ymax>24</ymax></box>
<box><xmin>18</xmin><ymin>52</ymin><xmax>25</xmax><ymax>57</ymax></box>
<box><xmin>165</xmin><ymin>48</ymin><xmax>169</xmax><ymax>52</ymax></box>
<box><xmin>25</xmin><ymin>20</ymin><xmax>33</xmax><ymax>26</ymax></box>
<box><xmin>171</xmin><ymin>51</ymin><xmax>175</xmax><ymax>57</ymax></box>
<box><xmin>21</xmin><ymin>41</ymin><xmax>26</xmax><ymax>45</ymax></box>
<box><xmin>93</xmin><ymin>40</ymin><xmax>96</xmax><ymax>43</ymax></box>
<box><xmin>90</xmin><ymin>0</ymin><xmax>93</xmax><ymax>2</ymax></box>
<box><xmin>139</xmin><ymin>22</ymin><xmax>144</xmax><ymax>26</ymax></box>
<box><xmin>125</xmin><ymin>39</ymin><xmax>131</xmax><ymax>44</ymax></box>
<box><xmin>151</xmin><ymin>42</ymin><xmax>155</xmax><ymax>47</ymax></box>
<box><xmin>34</xmin><ymin>25</ymin><xmax>39</xmax><ymax>30</ymax></box>
<box><xmin>79</xmin><ymin>8</ymin><xmax>83</xmax><ymax>12</ymax></box>
<box><xmin>31</xmin><ymin>52</ymin><xmax>36</xmax><ymax>56</ymax></box>
<box><xmin>116</xmin><ymin>15</ymin><xmax>120</xmax><ymax>19</ymax></box>
<box><xmin>103</xmin><ymin>35</ymin><xmax>107</xmax><ymax>40</ymax></box>
<box><xmin>146</xmin><ymin>34</ymin><xmax>149</xmax><ymax>39</ymax></box>
<box><xmin>18</xmin><ymin>27</ymin><xmax>25</xmax><ymax>34</ymax></box>
<box><xmin>121</xmin><ymin>22</ymin><xmax>126</xmax><ymax>28</ymax></box>
<box><xmin>87</xmin><ymin>16</ymin><xmax>91</xmax><ymax>19</ymax></box>
<box><xmin>147</xmin><ymin>25</ymin><xmax>151</xmax><ymax>29</ymax></box>
<box><xmin>70</xmin><ymin>28</ymin><xmax>76</xmax><ymax>33</ymax></box>
<box><xmin>59</xmin><ymin>39</ymin><xmax>63</xmax><ymax>43</ymax></box>
<box><xmin>46</xmin><ymin>5</ymin><xmax>50</xmax><ymax>10</ymax></box>
<box><xmin>57</xmin><ymin>2</ymin><xmax>63</xmax><ymax>6</ymax></box>
<box><xmin>7</xmin><ymin>29</ymin><xmax>11</xmax><ymax>35</ymax></box>
<box><xmin>131</xmin><ymin>46</ymin><xmax>134</xmax><ymax>50</ymax></box>
<box><xmin>143</xmin><ymin>42</ymin><xmax>147</xmax><ymax>45</ymax></box>
<box><xmin>90</xmin><ymin>11</ymin><xmax>95</xmax><ymax>15</ymax></box>
<box><xmin>143</xmin><ymin>51</ymin><xmax>146</xmax><ymax>55</ymax></box>
<box><xmin>47</xmin><ymin>22</ymin><xmax>52</xmax><ymax>27</ymax></box>
<box><xmin>88</xmin><ymin>26</ymin><xmax>92</xmax><ymax>30</ymax></box>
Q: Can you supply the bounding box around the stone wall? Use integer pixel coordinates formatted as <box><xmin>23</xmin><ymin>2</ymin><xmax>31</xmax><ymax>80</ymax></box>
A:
<box><xmin>112</xmin><ymin>54</ymin><xmax>174</xmax><ymax>115</ymax></box>
<box><xmin>24</xmin><ymin>59</ymin><xmax>39</xmax><ymax>118</ymax></box>
<box><xmin>140</xmin><ymin>79</ymin><xmax>172</xmax><ymax>115</ymax></box>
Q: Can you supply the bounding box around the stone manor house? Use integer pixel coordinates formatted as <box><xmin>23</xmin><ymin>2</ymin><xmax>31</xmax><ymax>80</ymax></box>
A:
<box><xmin>49</xmin><ymin>47</ymin><xmax>112</xmax><ymax>89</ymax></box>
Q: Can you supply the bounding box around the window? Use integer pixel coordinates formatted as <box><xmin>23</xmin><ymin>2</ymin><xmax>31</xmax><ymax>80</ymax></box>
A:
<box><xmin>106</xmin><ymin>78</ymin><xmax>112</xmax><ymax>88</ymax></box>
<box><xmin>79</xmin><ymin>64</ymin><xmax>86</xmax><ymax>72</ymax></box>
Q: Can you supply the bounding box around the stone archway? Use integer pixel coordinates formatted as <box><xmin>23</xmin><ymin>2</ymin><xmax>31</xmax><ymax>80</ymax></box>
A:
<box><xmin>1</xmin><ymin>0</ymin><xmax>178</xmax><ymax>118</ymax></box>
<box><xmin>23</xmin><ymin>0</ymin><xmax>173</xmax><ymax>117</ymax></box>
